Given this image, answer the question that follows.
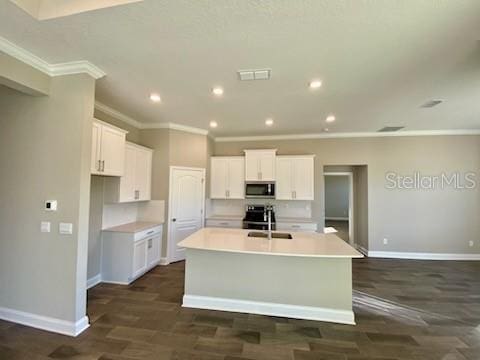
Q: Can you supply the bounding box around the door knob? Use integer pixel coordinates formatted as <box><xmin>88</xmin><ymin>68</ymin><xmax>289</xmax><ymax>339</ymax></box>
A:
<box><xmin>172</xmin><ymin>218</ymin><xmax>177</xmax><ymax>222</ymax></box>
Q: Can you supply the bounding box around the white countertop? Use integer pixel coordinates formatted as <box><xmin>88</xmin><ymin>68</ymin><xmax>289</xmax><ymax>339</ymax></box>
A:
<box><xmin>178</xmin><ymin>228</ymin><xmax>363</xmax><ymax>258</ymax></box>
<box><xmin>103</xmin><ymin>221</ymin><xmax>163</xmax><ymax>233</ymax></box>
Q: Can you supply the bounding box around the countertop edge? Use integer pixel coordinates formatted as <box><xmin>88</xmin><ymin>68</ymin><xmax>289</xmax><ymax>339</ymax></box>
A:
<box><xmin>180</xmin><ymin>244</ymin><xmax>364</xmax><ymax>259</ymax></box>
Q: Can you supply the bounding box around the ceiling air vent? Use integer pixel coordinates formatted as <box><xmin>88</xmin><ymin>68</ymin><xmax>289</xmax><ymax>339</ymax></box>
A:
<box><xmin>420</xmin><ymin>100</ymin><xmax>443</xmax><ymax>108</ymax></box>
<box><xmin>238</xmin><ymin>69</ymin><xmax>271</xmax><ymax>81</ymax></box>
<box><xmin>377</xmin><ymin>126</ymin><xmax>405</xmax><ymax>133</ymax></box>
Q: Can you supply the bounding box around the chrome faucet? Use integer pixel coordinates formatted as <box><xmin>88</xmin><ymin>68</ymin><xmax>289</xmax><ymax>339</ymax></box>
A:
<box><xmin>267</xmin><ymin>209</ymin><xmax>272</xmax><ymax>240</ymax></box>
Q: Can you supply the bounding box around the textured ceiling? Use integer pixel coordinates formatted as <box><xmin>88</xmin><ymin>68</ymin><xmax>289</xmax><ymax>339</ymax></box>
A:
<box><xmin>1</xmin><ymin>0</ymin><xmax>480</xmax><ymax>136</ymax></box>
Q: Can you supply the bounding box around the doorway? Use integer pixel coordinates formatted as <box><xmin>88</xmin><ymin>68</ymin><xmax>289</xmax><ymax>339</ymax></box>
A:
<box><xmin>324</xmin><ymin>171</ymin><xmax>354</xmax><ymax>244</ymax></box>
<box><xmin>167</xmin><ymin>166</ymin><xmax>206</xmax><ymax>262</ymax></box>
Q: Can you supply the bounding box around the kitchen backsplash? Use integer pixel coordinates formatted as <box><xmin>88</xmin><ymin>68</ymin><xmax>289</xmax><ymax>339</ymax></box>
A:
<box><xmin>102</xmin><ymin>200</ymin><xmax>165</xmax><ymax>229</ymax></box>
<box><xmin>207</xmin><ymin>199</ymin><xmax>312</xmax><ymax>219</ymax></box>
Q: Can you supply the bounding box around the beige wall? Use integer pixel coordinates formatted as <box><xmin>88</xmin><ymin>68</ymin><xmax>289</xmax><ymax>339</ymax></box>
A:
<box><xmin>0</xmin><ymin>73</ymin><xmax>95</xmax><ymax>324</ymax></box>
<box><xmin>353</xmin><ymin>165</ymin><xmax>369</xmax><ymax>250</ymax></box>
<box><xmin>214</xmin><ymin>136</ymin><xmax>480</xmax><ymax>254</ymax></box>
<box><xmin>325</xmin><ymin>175</ymin><xmax>350</xmax><ymax>219</ymax></box>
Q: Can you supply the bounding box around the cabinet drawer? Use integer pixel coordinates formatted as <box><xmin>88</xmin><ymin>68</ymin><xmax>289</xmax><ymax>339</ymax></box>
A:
<box><xmin>206</xmin><ymin>219</ymin><xmax>242</xmax><ymax>228</ymax></box>
<box><xmin>276</xmin><ymin>222</ymin><xmax>317</xmax><ymax>232</ymax></box>
<box><xmin>134</xmin><ymin>225</ymin><xmax>163</xmax><ymax>241</ymax></box>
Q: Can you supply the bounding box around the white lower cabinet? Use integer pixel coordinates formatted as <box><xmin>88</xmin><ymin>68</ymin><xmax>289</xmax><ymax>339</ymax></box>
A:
<box><xmin>102</xmin><ymin>225</ymin><xmax>162</xmax><ymax>284</ymax></box>
<box><xmin>206</xmin><ymin>218</ymin><xmax>243</xmax><ymax>228</ymax></box>
<box><xmin>276</xmin><ymin>221</ymin><xmax>318</xmax><ymax>232</ymax></box>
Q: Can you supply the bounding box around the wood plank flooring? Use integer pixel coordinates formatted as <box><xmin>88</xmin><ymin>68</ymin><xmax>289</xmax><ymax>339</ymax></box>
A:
<box><xmin>1</xmin><ymin>258</ymin><xmax>479</xmax><ymax>359</ymax></box>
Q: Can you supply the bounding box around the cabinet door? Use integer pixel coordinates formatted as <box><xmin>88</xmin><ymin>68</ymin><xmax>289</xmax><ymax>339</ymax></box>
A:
<box><xmin>259</xmin><ymin>152</ymin><xmax>276</xmax><ymax>181</ymax></box>
<box><xmin>293</xmin><ymin>157</ymin><xmax>314</xmax><ymax>200</ymax></box>
<box><xmin>119</xmin><ymin>144</ymin><xmax>136</xmax><ymax>202</ymax></box>
<box><xmin>227</xmin><ymin>157</ymin><xmax>245</xmax><ymax>199</ymax></box>
<box><xmin>91</xmin><ymin>122</ymin><xmax>102</xmax><ymax>174</ymax></box>
<box><xmin>146</xmin><ymin>235</ymin><xmax>161</xmax><ymax>269</ymax></box>
<box><xmin>135</xmin><ymin>147</ymin><xmax>152</xmax><ymax>201</ymax></box>
<box><xmin>210</xmin><ymin>158</ymin><xmax>228</xmax><ymax>199</ymax></box>
<box><xmin>101</xmin><ymin>126</ymin><xmax>126</xmax><ymax>176</ymax></box>
<box><xmin>245</xmin><ymin>153</ymin><xmax>260</xmax><ymax>181</ymax></box>
<box><xmin>132</xmin><ymin>239</ymin><xmax>147</xmax><ymax>279</ymax></box>
<box><xmin>276</xmin><ymin>158</ymin><xmax>293</xmax><ymax>200</ymax></box>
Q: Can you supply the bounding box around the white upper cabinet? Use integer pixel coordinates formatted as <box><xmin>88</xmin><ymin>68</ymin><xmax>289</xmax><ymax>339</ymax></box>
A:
<box><xmin>91</xmin><ymin>119</ymin><xmax>127</xmax><ymax>176</ymax></box>
<box><xmin>210</xmin><ymin>157</ymin><xmax>245</xmax><ymax>199</ymax></box>
<box><xmin>105</xmin><ymin>142</ymin><xmax>153</xmax><ymax>203</ymax></box>
<box><xmin>244</xmin><ymin>149</ymin><xmax>277</xmax><ymax>181</ymax></box>
<box><xmin>276</xmin><ymin>156</ymin><xmax>315</xmax><ymax>200</ymax></box>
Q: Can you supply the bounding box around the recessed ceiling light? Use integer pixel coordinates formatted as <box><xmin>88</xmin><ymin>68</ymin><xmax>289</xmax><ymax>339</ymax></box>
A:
<box><xmin>323</xmin><ymin>128</ymin><xmax>329</xmax><ymax>132</ymax></box>
<box><xmin>326</xmin><ymin>115</ymin><xmax>336</xmax><ymax>123</ymax></box>
<box><xmin>149</xmin><ymin>93</ymin><xmax>161</xmax><ymax>102</ymax></box>
<box><xmin>212</xmin><ymin>87</ymin><xmax>224</xmax><ymax>96</ymax></box>
<box><xmin>209</xmin><ymin>121</ymin><xmax>218</xmax><ymax>128</ymax></box>
<box><xmin>309</xmin><ymin>80</ymin><xmax>322</xmax><ymax>89</ymax></box>
<box><xmin>265</xmin><ymin>118</ymin><xmax>274</xmax><ymax>126</ymax></box>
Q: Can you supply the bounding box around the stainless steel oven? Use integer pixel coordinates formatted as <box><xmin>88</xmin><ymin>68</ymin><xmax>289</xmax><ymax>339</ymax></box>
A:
<box><xmin>245</xmin><ymin>182</ymin><xmax>275</xmax><ymax>199</ymax></box>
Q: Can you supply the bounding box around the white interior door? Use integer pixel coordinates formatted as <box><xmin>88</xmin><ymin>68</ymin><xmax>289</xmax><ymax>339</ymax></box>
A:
<box><xmin>169</xmin><ymin>167</ymin><xmax>205</xmax><ymax>262</ymax></box>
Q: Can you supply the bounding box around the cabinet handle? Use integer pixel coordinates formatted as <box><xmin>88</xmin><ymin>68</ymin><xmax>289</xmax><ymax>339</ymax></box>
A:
<box><xmin>147</xmin><ymin>230</ymin><xmax>154</xmax><ymax>235</ymax></box>
<box><xmin>294</xmin><ymin>190</ymin><xmax>297</xmax><ymax>199</ymax></box>
<box><xmin>227</xmin><ymin>190</ymin><xmax>230</xmax><ymax>198</ymax></box>
<box><xmin>134</xmin><ymin>190</ymin><xmax>140</xmax><ymax>200</ymax></box>
<box><xmin>292</xmin><ymin>225</ymin><xmax>300</xmax><ymax>228</ymax></box>
<box><xmin>148</xmin><ymin>238</ymin><xmax>152</xmax><ymax>249</ymax></box>
<box><xmin>101</xmin><ymin>160</ymin><xmax>105</xmax><ymax>172</ymax></box>
<box><xmin>220</xmin><ymin>222</ymin><xmax>229</xmax><ymax>226</ymax></box>
<box><xmin>97</xmin><ymin>160</ymin><xmax>101</xmax><ymax>171</ymax></box>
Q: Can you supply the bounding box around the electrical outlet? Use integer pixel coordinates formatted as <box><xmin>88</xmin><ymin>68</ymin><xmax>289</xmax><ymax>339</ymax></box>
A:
<box><xmin>383</xmin><ymin>238</ymin><xmax>388</xmax><ymax>245</ymax></box>
<box><xmin>469</xmin><ymin>241</ymin><xmax>474</xmax><ymax>247</ymax></box>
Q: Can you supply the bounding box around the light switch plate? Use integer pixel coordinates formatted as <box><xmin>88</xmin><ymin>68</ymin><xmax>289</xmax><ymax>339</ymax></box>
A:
<box><xmin>41</xmin><ymin>221</ymin><xmax>51</xmax><ymax>233</ymax></box>
<box><xmin>45</xmin><ymin>200</ymin><xmax>57</xmax><ymax>211</ymax></box>
<box><xmin>59</xmin><ymin>222</ymin><xmax>73</xmax><ymax>235</ymax></box>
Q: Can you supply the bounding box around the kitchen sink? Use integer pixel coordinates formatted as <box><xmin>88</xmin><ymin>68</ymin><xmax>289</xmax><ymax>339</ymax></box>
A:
<box><xmin>247</xmin><ymin>231</ymin><xmax>293</xmax><ymax>239</ymax></box>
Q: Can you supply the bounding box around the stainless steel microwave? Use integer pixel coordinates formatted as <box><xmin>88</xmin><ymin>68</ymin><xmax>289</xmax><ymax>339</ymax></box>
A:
<box><xmin>245</xmin><ymin>182</ymin><xmax>275</xmax><ymax>199</ymax></box>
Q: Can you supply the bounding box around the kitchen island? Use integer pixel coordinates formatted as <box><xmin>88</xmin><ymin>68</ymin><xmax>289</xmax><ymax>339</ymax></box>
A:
<box><xmin>178</xmin><ymin>228</ymin><xmax>363</xmax><ymax>325</ymax></box>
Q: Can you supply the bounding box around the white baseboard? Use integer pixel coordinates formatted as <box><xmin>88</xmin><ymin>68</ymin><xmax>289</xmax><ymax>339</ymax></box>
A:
<box><xmin>183</xmin><ymin>295</ymin><xmax>355</xmax><ymax>325</ymax></box>
<box><xmin>159</xmin><ymin>257</ymin><xmax>170</xmax><ymax>265</ymax></box>
<box><xmin>86</xmin><ymin>274</ymin><xmax>102</xmax><ymax>289</ymax></box>
<box><xmin>325</xmin><ymin>217</ymin><xmax>349</xmax><ymax>221</ymax></box>
<box><xmin>0</xmin><ymin>307</ymin><xmax>89</xmax><ymax>336</ymax></box>
<box><xmin>356</xmin><ymin>245</ymin><xmax>368</xmax><ymax>256</ymax></box>
<box><xmin>368</xmin><ymin>251</ymin><xmax>480</xmax><ymax>261</ymax></box>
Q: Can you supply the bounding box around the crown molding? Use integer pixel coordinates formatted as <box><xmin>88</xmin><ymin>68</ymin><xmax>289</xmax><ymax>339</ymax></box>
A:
<box><xmin>94</xmin><ymin>101</ymin><xmax>143</xmax><ymax>128</ymax></box>
<box><xmin>142</xmin><ymin>122</ymin><xmax>209</xmax><ymax>135</ymax></box>
<box><xmin>94</xmin><ymin>101</ymin><xmax>209</xmax><ymax>135</ymax></box>
<box><xmin>214</xmin><ymin>129</ymin><xmax>480</xmax><ymax>142</ymax></box>
<box><xmin>0</xmin><ymin>36</ymin><xmax>105</xmax><ymax>79</ymax></box>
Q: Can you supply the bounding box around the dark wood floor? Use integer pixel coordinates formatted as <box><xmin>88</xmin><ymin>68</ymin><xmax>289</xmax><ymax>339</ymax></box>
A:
<box><xmin>325</xmin><ymin>220</ymin><xmax>349</xmax><ymax>242</ymax></box>
<box><xmin>1</xmin><ymin>258</ymin><xmax>480</xmax><ymax>359</ymax></box>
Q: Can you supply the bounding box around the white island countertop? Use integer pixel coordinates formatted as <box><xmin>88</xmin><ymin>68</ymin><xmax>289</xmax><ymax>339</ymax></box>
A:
<box><xmin>178</xmin><ymin>228</ymin><xmax>363</xmax><ymax>258</ymax></box>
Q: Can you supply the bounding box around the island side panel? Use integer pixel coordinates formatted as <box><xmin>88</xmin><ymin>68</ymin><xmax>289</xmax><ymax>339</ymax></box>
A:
<box><xmin>183</xmin><ymin>249</ymin><xmax>354</xmax><ymax>324</ymax></box>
